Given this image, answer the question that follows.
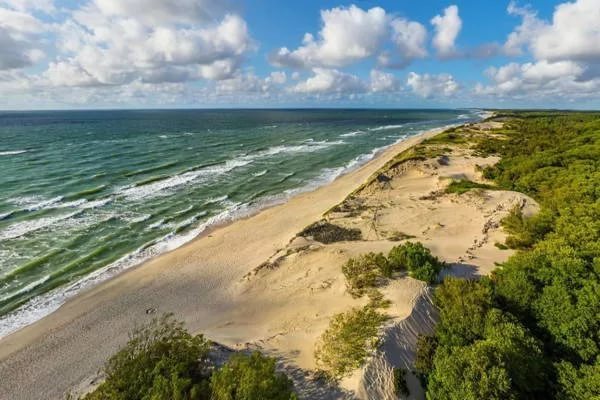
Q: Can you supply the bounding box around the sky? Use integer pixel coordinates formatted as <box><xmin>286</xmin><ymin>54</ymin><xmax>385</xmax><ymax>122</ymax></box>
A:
<box><xmin>0</xmin><ymin>0</ymin><xmax>599</xmax><ymax>109</ymax></box>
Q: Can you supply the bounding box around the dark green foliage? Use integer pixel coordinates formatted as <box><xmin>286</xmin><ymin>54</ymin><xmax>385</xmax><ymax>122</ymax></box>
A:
<box><xmin>83</xmin><ymin>314</ymin><xmax>211</xmax><ymax>400</ymax></box>
<box><xmin>434</xmin><ymin>278</ymin><xmax>493</xmax><ymax>347</ymax></box>
<box><xmin>388</xmin><ymin>242</ymin><xmax>444</xmax><ymax>284</ymax></box>
<box><xmin>392</xmin><ymin>368</ymin><xmax>410</xmax><ymax>397</ymax></box>
<box><xmin>83</xmin><ymin>315</ymin><xmax>297</xmax><ymax>400</ymax></box>
<box><xmin>415</xmin><ymin>335</ymin><xmax>438</xmax><ymax>378</ymax></box>
<box><xmin>422</xmin><ymin>112</ymin><xmax>600</xmax><ymax>399</ymax></box>
<box><xmin>555</xmin><ymin>360</ymin><xmax>600</xmax><ymax>400</ymax></box>
<box><xmin>298</xmin><ymin>220</ymin><xmax>362</xmax><ymax>243</ymax></box>
<box><xmin>427</xmin><ymin>341</ymin><xmax>513</xmax><ymax>400</ymax></box>
<box><xmin>209</xmin><ymin>352</ymin><xmax>296</xmax><ymax>400</ymax></box>
<box><xmin>444</xmin><ymin>179</ymin><xmax>495</xmax><ymax>195</ymax></box>
<box><xmin>314</xmin><ymin>305</ymin><xmax>388</xmax><ymax>379</ymax></box>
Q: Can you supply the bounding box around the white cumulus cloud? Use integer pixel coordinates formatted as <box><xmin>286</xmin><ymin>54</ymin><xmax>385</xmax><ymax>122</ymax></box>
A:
<box><xmin>430</xmin><ymin>5</ymin><xmax>462</xmax><ymax>59</ymax></box>
<box><xmin>44</xmin><ymin>0</ymin><xmax>254</xmax><ymax>86</ymax></box>
<box><xmin>290</xmin><ymin>68</ymin><xmax>366</xmax><ymax>94</ymax></box>
<box><xmin>270</xmin><ymin>5</ymin><xmax>389</xmax><ymax>68</ymax></box>
<box><xmin>407</xmin><ymin>72</ymin><xmax>459</xmax><ymax>98</ymax></box>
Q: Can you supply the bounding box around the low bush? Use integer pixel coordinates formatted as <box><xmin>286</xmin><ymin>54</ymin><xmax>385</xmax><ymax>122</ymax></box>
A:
<box><xmin>314</xmin><ymin>305</ymin><xmax>387</xmax><ymax>379</ymax></box>
<box><xmin>210</xmin><ymin>352</ymin><xmax>296</xmax><ymax>400</ymax></box>
<box><xmin>445</xmin><ymin>179</ymin><xmax>495</xmax><ymax>194</ymax></box>
<box><xmin>392</xmin><ymin>368</ymin><xmax>410</xmax><ymax>397</ymax></box>
<box><xmin>388</xmin><ymin>242</ymin><xmax>444</xmax><ymax>284</ymax></box>
<box><xmin>298</xmin><ymin>220</ymin><xmax>362</xmax><ymax>244</ymax></box>
<box><xmin>342</xmin><ymin>252</ymin><xmax>388</xmax><ymax>296</ymax></box>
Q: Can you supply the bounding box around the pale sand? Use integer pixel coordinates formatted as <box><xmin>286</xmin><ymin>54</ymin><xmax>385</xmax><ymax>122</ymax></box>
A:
<box><xmin>0</xmin><ymin>128</ymin><xmax>443</xmax><ymax>399</ymax></box>
<box><xmin>0</xmin><ymin>122</ymin><xmax>537</xmax><ymax>400</ymax></box>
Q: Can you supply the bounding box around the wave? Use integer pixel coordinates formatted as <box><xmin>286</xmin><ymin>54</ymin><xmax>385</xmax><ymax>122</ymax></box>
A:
<box><xmin>276</xmin><ymin>171</ymin><xmax>296</xmax><ymax>184</ymax></box>
<box><xmin>0</xmin><ymin>248</ymin><xmax>64</xmax><ymax>283</ymax></box>
<box><xmin>250</xmin><ymin>140</ymin><xmax>344</xmax><ymax>158</ymax></box>
<box><xmin>0</xmin><ymin>150</ymin><xmax>28</xmax><ymax>156</ymax></box>
<box><xmin>368</xmin><ymin>124</ymin><xmax>404</xmax><ymax>131</ymax></box>
<box><xmin>252</xmin><ymin>169</ymin><xmax>268</xmax><ymax>177</ymax></box>
<box><xmin>340</xmin><ymin>130</ymin><xmax>365</xmax><ymax>137</ymax></box>
<box><xmin>0</xmin><ymin>211</ymin><xmax>83</xmax><ymax>241</ymax></box>
<box><xmin>65</xmin><ymin>185</ymin><xmax>107</xmax><ymax>199</ymax></box>
<box><xmin>0</xmin><ymin>275</ymin><xmax>50</xmax><ymax>303</ymax></box>
<box><xmin>0</xmin><ymin>201</ymin><xmax>255</xmax><ymax>338</ymax></box>
<box><xmin>204</xmin><ymin>195</ymin><xmax>229</xmax><ymax>205</ymax></box>
<box><xmin>118</xmin><ymin>159</ymin><xmax>251</xmax><ymax>201</ymax></box>
<box><xmin>24</xmin><ymin>196</ymin><xmax>64</xmax><ymax>212</ymax></box>
<box><xmin>124</xmin><ymin>161</ymin><xmax>178</xmax><ymax>177</ymax></box>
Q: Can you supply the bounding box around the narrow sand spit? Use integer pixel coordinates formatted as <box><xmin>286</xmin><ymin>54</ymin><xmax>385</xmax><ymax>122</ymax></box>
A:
<box><xmin>0</xmin><ymin>122</ymin><xmax>536</xmax><ymax>400</ymax></box>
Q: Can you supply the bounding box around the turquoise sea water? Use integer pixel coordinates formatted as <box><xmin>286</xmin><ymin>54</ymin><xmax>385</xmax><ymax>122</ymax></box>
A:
<box><xmin>0</xmin><ymin>109</ymin><xmax>484</xmax><ymax>336</ymax></box>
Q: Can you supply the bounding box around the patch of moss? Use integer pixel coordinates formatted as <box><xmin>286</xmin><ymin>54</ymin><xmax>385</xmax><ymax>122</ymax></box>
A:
<box><xmin>299</xmin><ymin>220</ymin><xmax>362</xmax><ymax>244</ymax></box>
<box><xmin>445</xmin><ymin>179</ymin><xmax>496</xmax><ymax>194</ymax></box>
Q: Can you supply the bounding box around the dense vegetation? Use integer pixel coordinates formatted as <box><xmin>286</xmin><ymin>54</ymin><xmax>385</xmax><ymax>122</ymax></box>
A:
<box><xmin>419</xmin><ymin>112</ymin><xmax>600</xmax><ymax>399</ymax></box>
<box><xmin>82</xmin><ymin>314</ymin><xmax>297</xmax><ymax>400</ymax></box>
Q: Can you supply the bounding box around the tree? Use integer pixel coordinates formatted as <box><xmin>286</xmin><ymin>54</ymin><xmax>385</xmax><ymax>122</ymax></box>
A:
<box><xmin>426</xmin><ymin>342</ymin><xmax>514</xmax><ymax>400</ymax></box>
<box><xmin>84</xmin><ymin>314</ymin><xmax>211</xmax><ymax>400</ymax></box>
<box><xmin>434</xmin><ymin>278</ymin><xmax>493</xmax><ymax>346</ymax></box>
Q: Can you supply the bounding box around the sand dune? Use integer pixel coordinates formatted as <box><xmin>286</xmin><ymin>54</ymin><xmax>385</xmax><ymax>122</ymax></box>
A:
<box><xmin>0</xmin><ymin>123</ymin><xmax>537</xmax><ymax>400</ymax></box>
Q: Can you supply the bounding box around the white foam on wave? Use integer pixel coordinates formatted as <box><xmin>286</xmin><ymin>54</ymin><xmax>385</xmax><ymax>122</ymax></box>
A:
<box><xmin>252</xmin><ymin>140</ymin><xmax>344</xmax><ymax>158</ymax></box>
<box><xmin>340</xmin><ymin>130</ymin><xmax>365</xmax><ymax>137</ymax></box>
<box><xmin>118</xmin><ymin>159</ymin><xmax>251</xmax><ymax>201</ymax></box>
<box><xmin>0</xmin><ymin>275</ymin><xmax>50</xmax><ymax>303</ymax></box>
<box><xmin>253</xmin><ymin>169</ymin><xmax>268</xmax><ymax>177</ymax></box>
<box><xmin>204</xmin><ymin>195</ymin><xmax>229</xmax><ymax>205</ymax></box>
<box><xmin>368</xmin><ymin>124</ymin><xmax>404</xmax><ymax>131</ymax></box>
<box><xmin>0</xmin><ymin>150</ymin><xmax>28</xmax><ymax>156</ymax></box>
<box><xmin>0</xmin><ymin>200</ymin><xmax>255</xmax><ymax>339</ymax></box>
<box><xmin>80</xmin><ymin>197</ymin><xmax>113</xmax><ymax>209</ymax></box>
<box><xmin>0</xmin><ymin>211</ymin><xmax>83</xmax><ymax>241</ymax></box>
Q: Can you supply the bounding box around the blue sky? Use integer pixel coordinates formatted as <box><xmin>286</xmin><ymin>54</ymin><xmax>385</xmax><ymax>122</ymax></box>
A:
<box><xmin>0</xmin><ymin>0</ymin><xmax>599</xmax><ymax>109</ymax></box>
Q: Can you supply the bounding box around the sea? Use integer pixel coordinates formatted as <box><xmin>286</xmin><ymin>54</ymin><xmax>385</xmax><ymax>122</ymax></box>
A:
<box><xmin>0</xmin><ymin>109</ymin><xmax>485</xmax><ymax>337</ymax></box>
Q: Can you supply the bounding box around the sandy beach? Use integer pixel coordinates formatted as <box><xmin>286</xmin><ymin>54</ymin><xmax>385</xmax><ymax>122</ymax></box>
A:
<box><xmin>0</xmin><ymin>122</ymin><xmax>536</xmax><ymax>400</ymax></box>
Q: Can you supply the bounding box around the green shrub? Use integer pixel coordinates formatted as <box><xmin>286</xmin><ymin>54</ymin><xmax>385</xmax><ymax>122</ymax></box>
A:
<box><xmin>388</xmin><ymin>242</ymin><xmax>443</xmax><ymax>284</ymax></box>
<box><xmin>298</xmin><ymin>220</ymin><xmax>362</xmax><ymax>244</ymax></box>
<box><xmin>342</xmin><ymin>253</ymin><xmax>388</xmax><ymax>296</ymax></box>
<box><xmin>410</xmin><ymin>261</ymin><xmax>438</xmax><ymax>284</ymax></box>
<box><xmin>83</xmin><ymin>314</ymin><xmax>211</xmax><ymax>400</ymax></box>
<box><xmin>210</xmin><ymin>352</ymin><xmax>296</xmax><ymax>400</ymax></box>
<box><xmin>314</xmin><ymin>305</ymin><xmax>387</xmax><ymax>379</ymax></box>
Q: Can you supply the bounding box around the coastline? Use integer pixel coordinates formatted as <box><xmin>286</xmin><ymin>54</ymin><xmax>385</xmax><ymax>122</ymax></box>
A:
<box><xmin>0</xmin><ymin>125</ymin><xmax>450</xmax><ymax>399</ymax></box>
<box><xmin>0</xmin><ymin>126</ymin><xmax>444</xmax><ymax>340</ymax></box>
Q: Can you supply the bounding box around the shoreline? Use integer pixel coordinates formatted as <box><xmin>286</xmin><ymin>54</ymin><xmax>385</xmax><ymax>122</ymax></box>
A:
<box><xmin>0</xmin><ymin>124</ymin><xmax>453</xmax><ymax>400</ymax></box>
<box><xmin>0</xmin><ymin>126</ymin><xmax>450</xmax><ymax>340</ymax></box>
